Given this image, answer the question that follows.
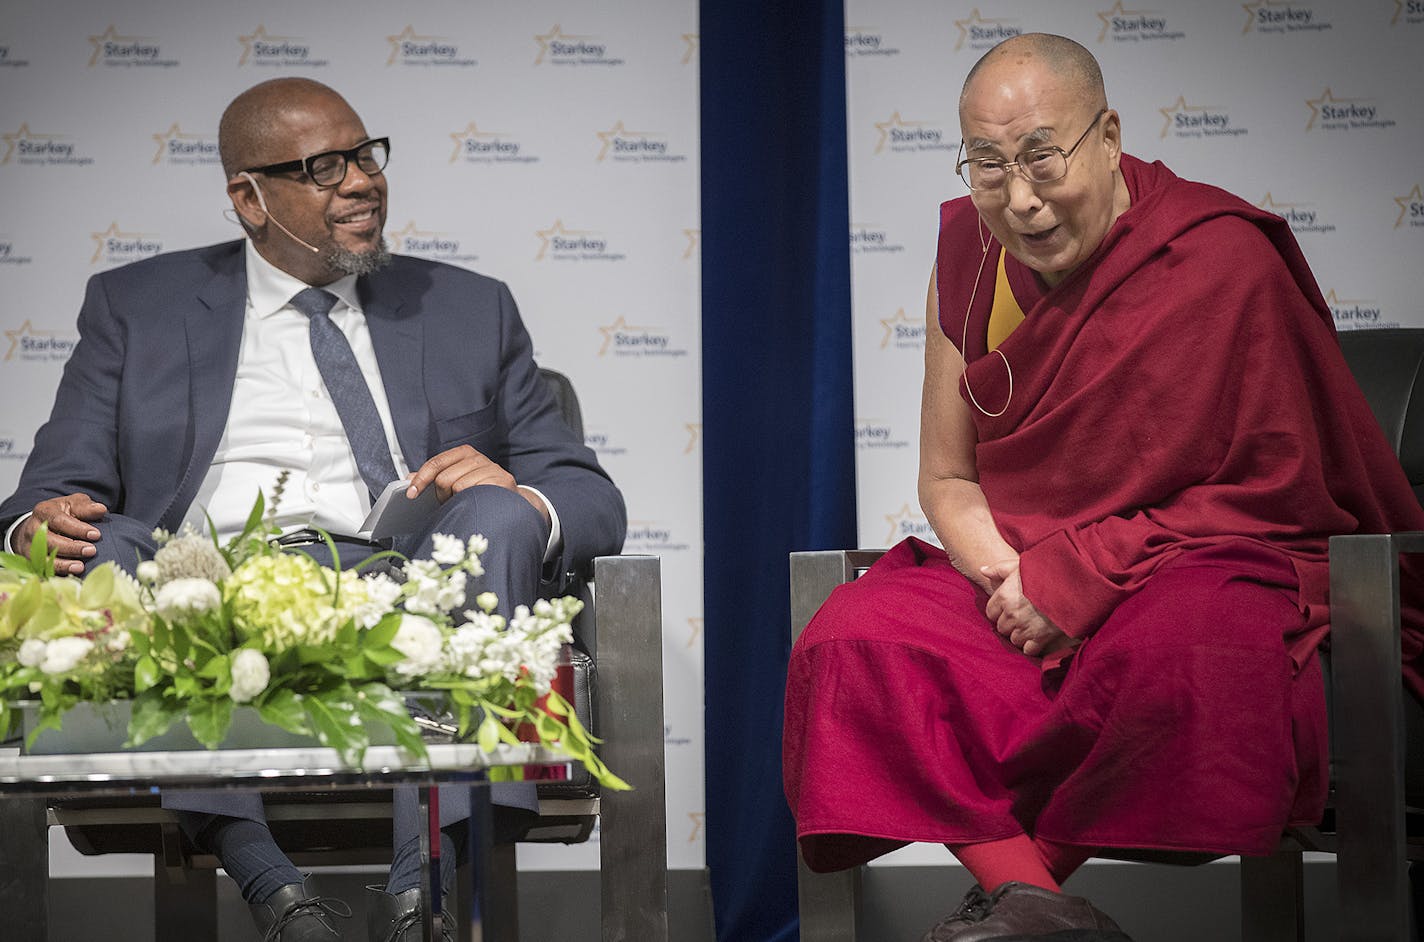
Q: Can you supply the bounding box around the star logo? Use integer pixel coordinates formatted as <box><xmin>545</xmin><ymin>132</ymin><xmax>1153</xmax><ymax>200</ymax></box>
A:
<box><xmin>1256</xmin><ymin>192</ymin><xmax>1306</xmax><ymax>215</ymax></box>
<box><xmin>873</xmin><ymin>112</ymin><xmax>930</xmax><ymax>155</ymax></box>
<box><xmin>686</xmin><ymin>617</ymin><xmax>703</xmax><ymax>648</ymax></box>
<box><xmin>385</xmin><ymin>220</ymin><xmax>447</xmax><ymax>253</ymax></box>
<box><xmin>595</xmin><ymin>120</ymin><xmax>652</xmax><ymax>162</ymax></box>
<box><xmin>88</xmin><ymin>25</ymin><xmax>152</xmax><ymax>67</ymax></box>
<box><xmin>884</xmin><ymin>503</ymin><xmax>932</xmax><ymax>546</ymax></box>
<box><xmin>597</xmin><ymin>316</ymin><xmax>652</xmax><ymax>356</ymax></box>
<box><xmin>1322</xmin><ymin>288</ymin><xmax>1377</xmax><ymax>311</ymax></box>
<box><xmin>1395</xmin><ymin>184</ymin><xmax>1424</xmax><ymax>229</ymax></box>
<box><xmin>1</xmin><ymin>124</ymin><xmax>61</xmax><ymax>165</ymax></box>
<box><xmin>687</xmin><ymin>812</ymin><xmax>705</xmax><ymax>843</ymax></box>
<box><xmin>681</xmin><ymin>228</ymin><xmax>700</xmax><ymax>260</ymax></box>
<box><xmin>89</xmin><ymin>222</ymin><xmax>155</xmax><ymax>265</ymax></box>
<box><xmin>4</xmin><ymin>320</ymin><xmax>63</xmax><ymax>361</ymax></box>
<box><xmin>448</xmin><ymin>121</ymin><xmax>507</xmax><ymax>163</ymax></box>
<box><xmin>535</xmin><ymin>219</ymin><xmax>597</xmax><ymax>261</ymax></box>
<box><xmin>879</xmin><ymin>308</ymin><xmax>918</xmax><ymax>349</ymax></box>
<box><xmin>151</xmin><ymin>123</ymin><xmax>212</xmax><ymax>164</ymax></box>
<box><xmin>1158</xmin><ymin>96</ymin><xmax>1217</xmax><ymax>139</ymax></box>
<box><xmin>1097</xmin><ymin>1</ymin><xmax>1162</xmax><ymax>42</ymax></box>
<box><xmin>237</xmin><ymin>25</ymin><xmax>304</xmax><ymax>66</ymax></box>
<box><xmin>953</xmin><ymin>9</ymin><xmax>1018</xmax><ymax>51</ymax></box>
<box><xmin>1241</xmin><ymin>0</ymin><xmax>1301</xmax><ymax>34</ymax></box>
<box><xmin>681</xmin><ymin>33</ymin><xmax>699</xmax><ymax>65</ymax></box>
<box><xmin>386</xmin><ymin>25</ymin><xmax>446</xmax><ymax>66</ymax></box>
<box><xmin>534</xmin><ymin>24</ymin><xmax>593</xmax><ymax>65</ymax></box>
<box><xmin>683</xmin><ymin>422</ymin><xmax>701</xmax><ymax>454</ymax></box>
<box><xmin>1305</xmin><ymin>88</ymin><xmax>1368</xmax><ymax>132</ymax></box>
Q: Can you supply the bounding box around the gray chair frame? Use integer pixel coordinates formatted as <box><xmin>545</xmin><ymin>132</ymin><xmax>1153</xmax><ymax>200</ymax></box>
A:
<box><xmin>788</xmin><ymin>544</ymin><xmax>1422</xmax><ymax>941</ymax></box>
<box><xmin>0</xmin><ymin>368</ymin><xmax>669</xmax><ymax>942</ymax></box>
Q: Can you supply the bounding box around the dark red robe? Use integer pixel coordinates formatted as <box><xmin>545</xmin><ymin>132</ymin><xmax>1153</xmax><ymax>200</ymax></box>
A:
<box><xmin>783</xmin><ymin>155</ymin><xmax>1424</xmax><ymax>872</ymax></box>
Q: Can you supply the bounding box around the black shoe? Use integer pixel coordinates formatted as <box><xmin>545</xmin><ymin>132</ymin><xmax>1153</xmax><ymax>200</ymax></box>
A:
<box><xmin>921</xmin><ymin>882</ymin><xmax>1132</xmax><ymax>941</ymax></box>
<box><xmin>366</xmin><ymin>885</ymin><xmax>456</xmax><ymax>942</ymax></box>
<box><xmin>249</xmin><ymin>878</ymin><xmax>352</xmax><ymax>942</ymax></box>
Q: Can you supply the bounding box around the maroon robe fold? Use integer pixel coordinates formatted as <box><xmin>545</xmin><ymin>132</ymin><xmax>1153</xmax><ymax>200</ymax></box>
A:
<box><xmin>784</xmin><ymin>154</ymin><xmax>1423</xmax><ymax>873</ymax></box>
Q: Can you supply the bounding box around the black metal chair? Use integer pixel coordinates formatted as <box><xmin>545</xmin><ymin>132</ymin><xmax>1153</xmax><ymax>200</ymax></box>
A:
<box><xmin>0</xmin><ymin>368</ymin><xmax>669</xmax><ymax>942</ymax></box>
<box><xmin>789</xmin><ymin>328</ymin><xmax>1424</xmax><ymax>942</ymax></box>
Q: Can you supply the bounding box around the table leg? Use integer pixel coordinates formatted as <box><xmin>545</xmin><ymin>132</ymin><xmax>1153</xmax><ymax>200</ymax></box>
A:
<box><xmin>0</xmin><ymin>795</ymin><xmax>47</xmax><ymax>941</ymax></box>
<box><xmin>420</xmin><ymin>786</ymin><xmax>439</xmax><ymax>941</ymax></box>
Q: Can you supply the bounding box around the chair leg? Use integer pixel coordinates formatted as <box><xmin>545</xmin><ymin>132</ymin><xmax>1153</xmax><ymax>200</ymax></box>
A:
<box><xmin>0</xmin><ymin>796</ymin><xmax>48</xmax><ymax>942</ymax></box>
<box><xmin>1240</xmin><ymin>846</ymin><xmax>1303</xmax><ymax>942</ymax></box>
<box><xmin>797</xmin><ymin>852</ymin><xmax>861</xmax><ymax>942</ymax></box>
<box><xmin>153</xmin><ymin>823</ymin><xmax>216</xmax><ymax>942</ymax></box>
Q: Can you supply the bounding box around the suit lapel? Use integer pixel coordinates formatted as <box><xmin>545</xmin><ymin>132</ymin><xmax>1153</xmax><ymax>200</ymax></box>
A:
<box><xmin>361</xmin><ymin>275</ymin><xmax>428</xmax><ymax>470</ymax></box>
<box><xmin>158</xmin><ymin>247</ymin><xmax>247</xmax><ymax>531</ymax></box>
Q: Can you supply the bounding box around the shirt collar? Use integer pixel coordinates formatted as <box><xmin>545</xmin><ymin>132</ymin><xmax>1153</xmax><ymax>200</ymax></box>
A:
<box><xmin>244</xmin><ymin>239</ymin><xmax>361</xmax><ymax>319</ymax></box>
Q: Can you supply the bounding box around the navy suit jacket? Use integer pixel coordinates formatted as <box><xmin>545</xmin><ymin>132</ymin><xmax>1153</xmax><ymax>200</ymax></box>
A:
<box><xmin>0</xmin><ymin>240</ymin><xmax>626</xmax><ymax>586</ymax></box>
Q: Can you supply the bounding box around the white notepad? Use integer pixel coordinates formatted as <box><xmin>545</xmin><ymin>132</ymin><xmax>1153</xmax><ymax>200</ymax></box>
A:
<box><xmin>361</xmin><ymin>479</ymin><xmax>440</xmax><ymax>540</ymax></box>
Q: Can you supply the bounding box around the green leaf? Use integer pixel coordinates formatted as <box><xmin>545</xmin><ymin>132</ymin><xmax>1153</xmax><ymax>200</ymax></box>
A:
<box><xmin>196</xmin><ymin>653</ymin><xmax>230</xmax><ymax>681</ymax></box>
<box><xmin>305</xmin><ymin>694</ymin><xmax>368</xmax><ymax>766</ymax></box>
<box><xmin>77</xmin><ymin>563</ymin><xmax>114</xmax><ymax>607</ymax></box>
<box><xmin>362</xmin><ymin>612</ymin><xmax>401</xmax><ymax>649</ymax></box>
<box><xmin>239</xmin><ymin>490</ymin><xmax>266</xmax><ymax>541</ymax></box>
<box><xmin>28</xmin><ymin>524</ymin><xmax>54</xmax><ymax>577</ymax></box>
<box><xmin>354</xmin><ymin>683</ymin><xmax>427</xmax><ymax>760</ymax></box>
<box><xmin>0</xmin><ymin>550</ymin><xmax>39</xmax><ymax>574</ymax></box>
<box><xmin>257</xmin><ymin>688</ymin><xmax>311</xmax><ymax>736</ymax></box>
<box><xmin>133</xmin><ymin>655</ymin><xmax>160</xmax><ymax>692</ymax></box>
<box><xmin>125</xmin><ymin>688</ymin><xmax>183</xmax><ymax>747</ymax></box>
<box><xmin>187</xmin><ymin>697</ymin><xmax>235</xmax><ymax>748</ymax></box>
<box><xmin>477</xmin><ymin>713</ymin><xmax>502</xmax><ymax>752</ymax></box>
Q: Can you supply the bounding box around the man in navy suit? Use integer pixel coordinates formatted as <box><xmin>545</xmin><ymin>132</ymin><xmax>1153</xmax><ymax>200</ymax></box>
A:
<box><xmin>0</xmin><ymin>77</ymin><xmax>625</xmax><ymax>941</ymax></box>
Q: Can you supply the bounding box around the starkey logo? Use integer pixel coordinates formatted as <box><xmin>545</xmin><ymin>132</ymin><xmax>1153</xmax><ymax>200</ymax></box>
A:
<box><xmin>0</xmin><ymin>433</ymin><xmax>28</xmax><ymax>461</ymax></box>
<box><xmin>595</xmin><ymin>121</ymin><xmax>687</xmax><ymax>163</ymax></box>
<box><xmin>88</xmin><ymin>25</ymin><xmax>178</xmax><ymax>68</ymax></box>
<box><xmin>596</xmin><ymin>316</ymin><xmax>685</xmax><ymax>358</ymax></box>
<box><xmin>1396</xmin><ymin>184</ymin><xmax>1424</xmax><ymax>229</ymax></box>
<box><xmin>386</xmin><ymin>25</ymin><xmax>476</xmax><ymax>67</ymax></box>
<box><xmin>1395</xmin><ymin>0</ymin><xmax>1424</xmax><ymax>25</ymax></box>
<box><xmin>845</xmin><ymin>25</ymin><xmax>902</xmax><ymax>57</ymax></box>
<box><xmin>1256</xmin><ymin>192</ymin><xmax>1336</xmax><ymax>235</ymax></box>
<box><xmin>884</xmin><ymin>503</ymin><xmax>936</xmax><ymax>545</ymax></box>
<box><xmin>1095</xmin><ymin>2</ymin><xmax>1187</xmax><ymax>42</ymax></box>
<box><xmin>152</xmin><ymin>124</ymin><xmax>219</xmax><ymax>166</ymax></box>
<box><xmin>1323</xmin><ymin>289</ymin><xmax>1385</xmax><ymax>328</ymax></box>
<box><xmin>858</xmin><ymin>419</ymin><xmax>911</xmax><ymax>452</ymax></box>
<box><xmin>0</xmin><ymin>237</ymin><xmax>35</xmax><ymax>266</ymax></box>
<box><xmin>1158</xmin><ymin>97</ymin><xmax>1248</xmax><ymax>140</ymax></box>
<box><xmin>879</xmin><ymin>308</ymin><xmax>926</xmax><ymax>350</ymax></box>
<box><xmin>386</xmin><ymin>221</ymin><xmax>477</xmax><ymax>265</ymax></box>
<box><xmin>873</xmin><ymin>112</ymin><xmax>953</xmax><ymax>154</ymax></box>
<box><xmin>1306</xmin><ymin>89</ymin><xmax>1396</xmax><ymax>131</ymax></box>
<box><xmin>535</xmin><ymin>220</ymin><xmax>625</xmax><ymax>263</ymax></box>
<box><xmin>448</xmin><ymin>121</ymin><xmax>539</xmax><ymax>165</ymax></box>
<box><xmin>90</xmin><ymin>222</ymin><xmax>162</xmax><ymax>267</ymax></box>
<box><xmin>1241</xmin><ymin>1</ymin><xmax>1332</xmax><ymax>34</ymax></box>
<box><xmin>4</xmin><ymin>320</ymin><xmax>77</xmax><ymax>362</ymax></box>
<box><xmin>0</xmin><ymin>41</ymin><xmax>30</xmax><ymax>68</ymax></box>
<box><xmin>2</xmin><ymin>124</ymin><xmax>94</xmax><ymax>167</ymax></box>
<box><xmin>533</xmin><ymin>24</ymin><xmax>625</xmax><ymax>67</ymax></box>
<box><xmin>953</xmin><ymin>9</ymin><xmax>1022</xmax><ymax>52</ymax></box>
<box><xmin>851</xmin><ymin>222</ymin><xmax>906</xmax><ymax>254</ymax></box>
<box><xmin>583</xmin><ymin>427</ymin><xmax>629</xmax><ymax>458</ymax></box>
<box><xmin>238</xmin><ymin>25</ymin><xmax>328</xmax><ymax>68</ymax></box>
<box><xmin>623</xmin><ymin>520</ymin><xmax>691</xmax><ymax>552</ymax></box>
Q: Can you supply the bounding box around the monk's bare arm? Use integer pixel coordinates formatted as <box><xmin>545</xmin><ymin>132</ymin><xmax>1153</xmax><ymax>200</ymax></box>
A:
<box><xmin>917</xmin><ymin>265</ymin><xmax>1017</xmax><ymax>593</ymax></box>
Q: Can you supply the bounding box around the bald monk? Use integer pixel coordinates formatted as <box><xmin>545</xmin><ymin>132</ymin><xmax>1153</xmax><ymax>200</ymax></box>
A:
<box><xmin>783</xmin><ymin>33</ymin><xmax>1424</xmax><ymax>941</ymax></box>
<box><xmin>0</xmin><ymin>78</ymin><xmax>625</xmax><ymax>941</ymax></box>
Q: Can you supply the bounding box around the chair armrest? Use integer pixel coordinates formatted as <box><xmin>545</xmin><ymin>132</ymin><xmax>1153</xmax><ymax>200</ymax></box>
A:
<box><xmin>1326</xmin><ymin>531</ymin><xmax>1423</xmax><ymax>928</ymax></box>
<box><xmin>789</xmin><ymin>550</ymin><xmax>887</xmax><ymax>644</ymax></box>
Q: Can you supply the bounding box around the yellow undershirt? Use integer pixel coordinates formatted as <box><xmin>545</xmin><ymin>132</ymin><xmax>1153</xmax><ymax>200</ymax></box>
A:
<box><xmin>985</xmin><ymin>248</ymin><xmax>1025</xmax><ymax>352</ymax></box>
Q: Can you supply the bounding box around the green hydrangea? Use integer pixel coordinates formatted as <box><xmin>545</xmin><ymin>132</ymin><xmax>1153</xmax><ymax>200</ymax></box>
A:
<box><xmin>225</xmin><ymin>554</ymin><xmax>370</xmax><ymax>651</ymax></box>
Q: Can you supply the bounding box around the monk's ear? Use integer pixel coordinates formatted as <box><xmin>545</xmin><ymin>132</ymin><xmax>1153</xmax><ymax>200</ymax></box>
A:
<box><xmin>1101</xmin><ymin>109</ymin><xmax>1123</xmax><ymax>171</ymax></box>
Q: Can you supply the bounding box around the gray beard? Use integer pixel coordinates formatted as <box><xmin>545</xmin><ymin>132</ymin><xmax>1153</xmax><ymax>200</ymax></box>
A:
<box><xmin>324</xmin><ymin>238</ymin><xmax>392</xmax><ymax>276</ymax></box>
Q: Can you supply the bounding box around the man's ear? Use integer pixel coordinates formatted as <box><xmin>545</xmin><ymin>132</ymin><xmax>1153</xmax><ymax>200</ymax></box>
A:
<box><xmin>227</xmin><ymin>172</ymin><xmax>266</xmax><ymax>230</ymax></box>
<box><xmin>1101</xmin><ymin>109</ymin><xmax>1123</xmax><ymax>170</ymax></box>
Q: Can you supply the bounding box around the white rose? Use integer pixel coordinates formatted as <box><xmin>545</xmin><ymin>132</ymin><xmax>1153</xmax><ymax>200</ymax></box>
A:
<box><xmin>40</xmin><ymin>637</ymin><xmax>94</xmax><ymax>675</ymax></box>
<box><xmin>430</xmin><ymin>533</ymin><xmax>466</xmax><ymax>566</ymax></box>
<box><xmin>391</xmin><ymin>614</ymin><xmax>445</xmax><ymax>679</ymax></box>
<box><xmin>154</xmin><ymin>578</ymin><xmax>222</xmax><ymax>620</ymax></box>
<box><xmin>17</xmin><ymin>639</ymin><xmax>47</xmax><ymax>668</ymax></box>
<box><xmin>229</xmin><ymin>649</ymin><xmax>271</xmax><ymax>703</ymax></box>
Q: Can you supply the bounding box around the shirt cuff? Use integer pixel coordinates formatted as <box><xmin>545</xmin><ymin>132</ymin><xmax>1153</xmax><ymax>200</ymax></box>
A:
<box><xmin>516</xmin><ymin>485</ymin><xmax>562</xmax><ymax>564</ymax></box>
<box><xmin>5</xmin><ymin>512</ymin><xmax>31</xmax><ymax>554</ymax></box>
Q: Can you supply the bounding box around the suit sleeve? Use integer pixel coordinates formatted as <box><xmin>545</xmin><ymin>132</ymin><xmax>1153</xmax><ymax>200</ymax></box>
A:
<box><xmin>0</xmin><ymin>271</ymin><xmax>126</xmax><ymax>530</ymax></box>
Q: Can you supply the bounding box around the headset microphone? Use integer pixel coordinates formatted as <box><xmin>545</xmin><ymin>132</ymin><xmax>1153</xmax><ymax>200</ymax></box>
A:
<box><xmin>239</xmin><ymin>171</ymin><xmax>321</xmax><ymax>254</ymax></box>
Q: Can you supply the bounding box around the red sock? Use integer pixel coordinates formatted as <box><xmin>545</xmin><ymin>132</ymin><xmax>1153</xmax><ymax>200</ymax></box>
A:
<box><xmin>946</xmin><ymin>835</ymin><xmax>1060</xmax><ymax>893</ymax></box>
<box><xmin>1033</xmin><ymin>838</ymin><xmax>1095</xmax><ymax>884</ymax></box>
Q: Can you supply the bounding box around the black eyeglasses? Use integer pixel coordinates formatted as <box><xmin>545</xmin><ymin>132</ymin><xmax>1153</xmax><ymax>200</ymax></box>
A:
<box><xmin>956</xmin><ymin>111</ymin><xmax>1106</xmax><ymax>192</ymax></box>
<box><xmin>242</xmin><ymin>137</ymin><xmax>390</xmax><ymax>188</ymax></box>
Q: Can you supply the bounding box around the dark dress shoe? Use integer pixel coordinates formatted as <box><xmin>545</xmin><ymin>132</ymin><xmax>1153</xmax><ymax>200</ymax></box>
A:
<box><xmin>366</xmin><ymin>885</ymin><xmax>456</xmax><ymax>942</ymax></box>
<box><xmin>921</xmin><ymin>882</ymin><xmax>1133</xmax><ymax>941</ymax></box>
<box><xmin>248</xmin><ymin>878</ymin><xmax>352</xmax><ymax>941</ymax></box>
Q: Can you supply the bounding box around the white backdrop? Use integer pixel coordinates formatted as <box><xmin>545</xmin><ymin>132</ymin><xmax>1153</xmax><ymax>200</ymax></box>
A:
<box><xmin>845</xmin><ymin>0</ymin><xmax>1424</xmax><ymax>865</ymax></box>
<box><xmin>0</xmin><ymin>0</ymin><xmax>704</xmax><ymax>874</ymax></box>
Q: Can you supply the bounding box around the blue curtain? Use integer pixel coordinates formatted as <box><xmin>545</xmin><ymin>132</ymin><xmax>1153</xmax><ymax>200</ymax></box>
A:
<box><xmin>700</xmin><ymin>0</ymin><xmax>857</xmax><ymax>938</ymax></box>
